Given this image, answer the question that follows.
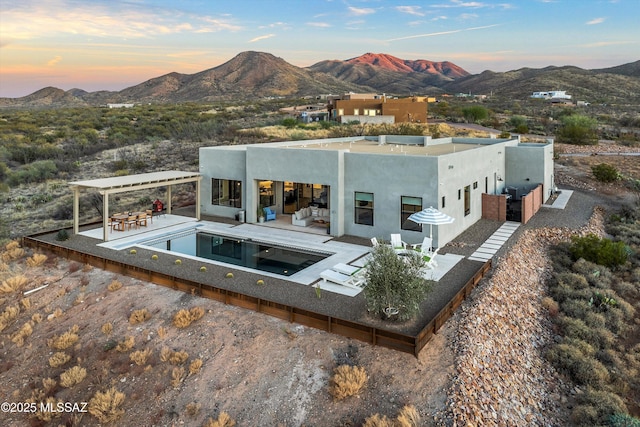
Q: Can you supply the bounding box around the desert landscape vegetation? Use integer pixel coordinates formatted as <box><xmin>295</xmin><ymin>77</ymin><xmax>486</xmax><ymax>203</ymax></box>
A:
<box><xmin>0</xmin><ymin>53</ymin><xmax>639</xmax><ymax>426</ymax></box>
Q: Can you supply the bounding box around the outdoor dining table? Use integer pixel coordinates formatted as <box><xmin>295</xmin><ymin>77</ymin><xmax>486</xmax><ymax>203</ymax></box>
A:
<box><xmin>110</xmin><ymin>211</ymin><xmax>146</xmax><ymax>231</ymax></box>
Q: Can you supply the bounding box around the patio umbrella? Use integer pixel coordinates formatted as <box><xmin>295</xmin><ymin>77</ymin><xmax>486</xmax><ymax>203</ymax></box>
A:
<box><xmin>408</xmin><ymin>206</ymin><xmax>455</xmax><ymax>240</ymax></box>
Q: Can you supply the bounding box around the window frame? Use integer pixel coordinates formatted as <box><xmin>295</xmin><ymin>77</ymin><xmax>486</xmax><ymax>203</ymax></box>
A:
<box><xmin>211</xmin><ymin>178</ymin><xmax>242</xmax><ymax>208</ymax></box>
<box><xmin>354</xmin><ymin>191</ymin><xmax>374</xmax><ymax>226</ymax></box>
<box><xmin>401</xmin><ymin>196</ymin><xmax>422</xmax><ymax>231</ymax></box>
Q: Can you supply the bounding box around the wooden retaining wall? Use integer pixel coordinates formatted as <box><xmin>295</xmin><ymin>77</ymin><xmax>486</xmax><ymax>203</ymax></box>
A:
<box><xmin>22</xmin><ymin>235</ymin><xmax>491</xmax><ymax>357</ymax></box>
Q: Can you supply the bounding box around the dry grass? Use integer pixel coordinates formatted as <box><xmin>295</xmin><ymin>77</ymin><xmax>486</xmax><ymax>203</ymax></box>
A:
<box><xmin>42</xmin><ymin>377</ymin><xmax>57</xmax><ymax>393</ymax></box>
<box><xmin>362</xmin><ymin>413</ymin><xmax>394</xmax><ymax>427</ymax></box>
<box><xmin>157</xmin><ymin>326</ymin><xmax>168</xmax><ymax>339</ymax></box>
<box><xmin>26</xmin><ymin>253</ymin><xmax>48</xmax><ymax>267</ymax></box>
<box><xmin>188</xmin><ymin>358</ymin><xmax>203</xmax><ymax>375</ymax></box>
<box><xmin>47</xmin><ymin>325</ymin><xmax>79</xmax><ymax>350</ymax></box>
<box><xmin>0</xmin><ymin>274</ymin><xmax>28</xmax><ymax>294</ymax></box>
<box><xmin>20</xmin><ymin>297</ymin><xmax>31</xmax><ymax>309</ymax></box>
<box><xmin>167</xmin><ymin>350</ymin><xmax>189</xmax><ymax>365</ymax></box>
<box><xmin>203</xmin><ymin>412</ymin><xmax>236</xmax><ymax>427</ymax></box>
<box><xmin>0</xmin><ymin>305</ymin><xmax>20</xmax><ymax>332</ymax></box>
<box><xmin>107</xmin><ymin>279</ymin><xmax>123</xmax><ymax>292</ymax></box>
<box><xmin>49</xmin><ymin>352</ymin><xmax>71</xmax><ymax>368</ymax></box>
<box><xmin>363</xmin><ymin>405</ymin><xmax>420</xmax><ymax>427</ymax></box>
<box><xmin>170</xmin><ymin>366</ymin><xmax>185</xmax><ymax>388</ymax></box>
<box><xmin>172</xmin><ymin>306</ymin><xmax>205</xmax><ymax>328</ymax></box>
<box><xmin>31</xmin><ymin>312</ymin><xmax>43</xmax><ymax>323</ymax></box>
<box><xmin>129</xmin><ymin>308</ymin><xmax>151</xmax><ymax>324</ymax></box>
<box><xmin>129</xmin><ymin>348</ymin><xmax>152</xmax><ymax>366</ymax></box>
<box><xmin>88</xmin><ymin>387</ymin><xmax>126</xmax><ymax>423</ymax></box>
<box><xmin>101</xmin><ymin>322</ymin><xmax>113</xmax><ymax>336</ymax></box>
<box><xmin>11</xmin><ymin>322</ymin><xmax>33</xmax><ymax>346</ymax></box>
<box><xmin>59</xmin><ymin>365</ymin><xmax>87</xmax><ymax>388</ymax></box>
<box><xmin>329</xmin><ymin>365</ymin><xmax>368</xmax><ymax>400</ymax></box>
<box><xmin>184</xmin><ymin>402</ymin><xmax>201</xmax><ymax>417</ymax></box>
<box><xmin>115</xmin><ymin>335</ymin><xmax>135</xmax><ymax>352</ymax></box>
<box><xmin>1</xmin><ymin>241</ymin><xmax>25</xmax><ymax>263</ymax></box>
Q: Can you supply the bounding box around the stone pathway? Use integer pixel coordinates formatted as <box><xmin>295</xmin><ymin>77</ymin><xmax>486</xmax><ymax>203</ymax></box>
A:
<box><xmin>468</xmin><ymin>221</ymin><xmax>520</xmax><ymax>262</ymax></box>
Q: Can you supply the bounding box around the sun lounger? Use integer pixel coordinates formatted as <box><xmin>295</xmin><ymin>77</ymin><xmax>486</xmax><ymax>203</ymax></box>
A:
<box><xmin>331</xmin><ymin>263</ymin><xmax>364</xmax><ymax>277</ymax></box>
<box><xmin>320</xmin><ymin>269</ymin><xmax>365</xmax><ymax>290</ymax></box>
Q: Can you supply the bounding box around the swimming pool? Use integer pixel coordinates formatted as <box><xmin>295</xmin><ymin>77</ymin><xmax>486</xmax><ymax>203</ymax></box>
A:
<box><xmin>139</xmin><ymin>229</ymin><xmax>330</xmax><ymax>276</ymax></box>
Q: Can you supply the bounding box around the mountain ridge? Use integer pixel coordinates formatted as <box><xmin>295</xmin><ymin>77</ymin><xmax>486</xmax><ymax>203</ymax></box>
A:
<box><xmin>1</xmin><ymin>52</ymin><xmax>638</xmax><ymax>107</ymax></box>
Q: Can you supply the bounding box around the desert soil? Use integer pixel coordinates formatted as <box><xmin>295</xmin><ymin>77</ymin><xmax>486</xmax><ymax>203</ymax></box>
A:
<box><xmin>0</xmin><ymin>140</ymin><xmax>637</xmax><ymax>427</ymax></box>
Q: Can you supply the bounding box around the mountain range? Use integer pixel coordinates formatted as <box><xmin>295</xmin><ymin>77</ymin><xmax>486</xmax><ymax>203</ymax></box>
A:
<box><xmin>1</xmin><ymin>51</ymin><xmax>639</xmax><ymax>108</ymax></box>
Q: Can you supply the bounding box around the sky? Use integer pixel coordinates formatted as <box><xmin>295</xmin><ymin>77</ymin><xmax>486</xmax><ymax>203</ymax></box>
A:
<box><xmin>0</xmin><ymin>0</ymin><xmax>638</xmax><ymax>98</ymax></box>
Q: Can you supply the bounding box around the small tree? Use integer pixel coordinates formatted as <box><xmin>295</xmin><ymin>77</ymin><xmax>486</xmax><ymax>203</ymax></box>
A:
<box><xmin>557</xmin><ymin>114</ymin><xmax>598</xmax><ymax>145</ymax></box>
<box><xmin>364</xmin><ymin>243</ymin><xmax>433</xmax><ymax>321</ymax></box>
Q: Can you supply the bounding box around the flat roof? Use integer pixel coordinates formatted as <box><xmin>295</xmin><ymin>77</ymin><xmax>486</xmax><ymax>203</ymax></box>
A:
<box><xmin>69</xmin><ymin>171</ymin><xmax>201</xmax><ymax>190</ymax></box>
<box><xmin>286</xmin><ymin>139</ymin><xmax>481</xmax><ymax>156</ymax></box>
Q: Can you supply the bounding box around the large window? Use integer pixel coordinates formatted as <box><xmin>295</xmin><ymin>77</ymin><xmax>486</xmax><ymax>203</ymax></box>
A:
<box><xmin>464</xmin><ymin>185</ymin><xmax>471</xmax><ymax>216</ymax></box>
<box><xmin>355</xmin><ymin>192</ymin><xmax>374</xmax><ymax>226</ymax></box>
<box><xmin>212</xmin><ymin>179</ymin><xmax>242</xmax><ymax>208</ymax></box>
<box><xmin>259</xmin><ymin>180</ymin><xmax>274</xmax><ymax>207</ymax></box>
<box><xmin>401</xmin><ymin>196</ymin><xmax>422</xmax><ymax>231</ymax></box>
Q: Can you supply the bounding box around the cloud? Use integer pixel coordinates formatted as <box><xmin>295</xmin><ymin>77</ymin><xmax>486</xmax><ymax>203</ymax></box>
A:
<box><xmin>396</xmin><ymin>6</ymin><xmax>425</xmax><ymax>16</ymax></box>
<box><xmin>1</xmin><ymin>1</ymin><xmax>241</xmax><ymax>40</ymax></box>
<box><xmin>307</xmin><ymin>22</ymin><xmax>332</xmax><ymax>28</ymax></box>
<box><xmin>582</xmin><ymin>40</ymin><xmax>636</xmax><ymax>48</ymax></box>
<box><xmin>46</xmin><ymin>55</ymin><xmax>62</xmax><ymax>67</ymax></box>
<box><xmin>348</xmin><ymin>6</ymin><xmax>376</xmax><ymax>16</ymax></box>
<box><xmin>249</xmin><ymin>34</ymin><xmax>275</xmax><ymax>43</ymax></box>
<box><xmin>586</xmin><ymin>17</ymin><xmax>606</xmax><ymax>25</ymax></box>
<box><xmin>386</xmin><ymin>24</ymin><xmax>500</xmax><ymax>42</ymax></box>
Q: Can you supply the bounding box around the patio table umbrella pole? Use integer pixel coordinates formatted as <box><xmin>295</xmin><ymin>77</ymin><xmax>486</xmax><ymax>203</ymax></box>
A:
<box><xmin>407</xmin><ymin>206</ymin><xmax>455</xmax><ymax>243</ymax></box>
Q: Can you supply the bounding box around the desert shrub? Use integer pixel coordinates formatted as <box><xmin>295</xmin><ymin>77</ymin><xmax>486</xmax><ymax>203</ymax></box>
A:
<box><xmin>188</xmin><ymin>358</ymin><xmax>203</xmax><ymax>375</ymax></box>
<box><xmin>571</xmin><ymin>389</ymin><xmax>627</xmax><ymax>427</ymax></box>
<box><xmin>362</xmin><ymin>414</ymin><xmax>394</xmax><ymax>427</ymax></box>
<box><xmin>612</xmin><ymin>280</ymin><xmax>639</xmax><ymax>300</ymax></box>
<box><xmin>42</xmin><ymin>377</ymin><xmax>57</xmax><ymax>393</ymax></box>
<box><xmin>2</xmin><ymin>243</ymin><xmax>25</xmax><ymax>262</ymax></box>
<box><xmin>185</xmin><ymin>402</ymin><xmax>201</xmax><ymax>417</ymax></box>
<box><xmin>570</xmin><ymin>234</ymin><xmax>628</xmax><ymax>268</ymax></box>
<box><xmin>101</xmin><ymin>322</ymin><xmax>113</xmax><ymax>336</ymax></box>
<box><xmin>115</xmin><ymin>336</ymin><xmax>135</xmax><ymax>352</ymax></box>
<box><xmin>0</xmin><ymin>305</ymin><xmax>20</xmax><ymax>332</ymax></box>
<box><xmin>572</xmin><ymin>259</ymin><xmax>614</xmax><ymax>288</ymax></box>
<box><xmin>157</xmin><ymin>326</ymin><xmax>168</xmax><ymax>339</ymax></box>
<box><xmin>47</xmin><ymin>325</ymin><xmax>79</xmax><ymax>350</ymax></box>
<box><xmin>21</xmin><ymin>297</ymin><xmax>31</xmax><ymax>309</ymax></box>
<box><xmin>129</xmin><ymin>308</ymin><xmax>151</xmax><ymax>324</ymax></box>
<box><xmin>203</xmin><ymin>412</ymin><xmax>236</xmax><ymax>427</ymax></box>
<box><xmin>546</xmin><ymin>342</ymin><xmax>610</xmax><ymax>387</ymax></box>
<box><xmin>329</xmin><ymin>365</ymin><xmax>367</xmax><ymax>400</ymax></box>
<box><xmin>541</xmin><ymin>296</ymin><xmax>559</xmax><ymax>316</ymax></box>
<box><xmin>560</xmin><ymin>298</ymin><xmax>592</xmax><ymax>320</ymax></box>
<box><xmin>107</xmin><ymin>279</ymin><xmax>123</xmax><ymax>291</ymax></box>
<box><xmin>592</xmin><ymin>163</ymin><xmax>621</xmax><ymax>183</ymax></box>
<box><xmin>26</xmin><ymin>253</ymin><xmax>47</xmax><ymax>267</ymax></box>
<box><xmin>129</xmin><ymin>348</ymin><xmax>152</xmax><ymax>366</ymax></box>
<box><xmin>0</xmin><ymin>274</ymin><xmax>29</xmax><ymax>293</ymax></box>
<box><xmin>59</xmin><ymin>365</ymin><xmax>87</xmax><ymax>388</ymax></box>
<box><xmin>169</xmin><ymin>350</ymin><xmax>189</xmax><ymax>365</ymax></box>
<box><xmin>396</xmin><ymin>405</ymin><xmax>421</xmax><ymax>427</ymax></box>
<box><xmin>88</xmin><ymin>387</ymin><xmax>126</xmax><ymax>423</ymax></box>
<box><xmin>11</xmin><ymin>322</ymin><xmax>33</xmax><ymax>346</ymax></box>
<box><xmin>49</xmin><ymin>352</ymin><xmax>71</xmax><ymax>368</ymax></box>
<box><xmin>172</xmin><ymin>306</ymin><xmax>204</xmax><ymax>328</ymax></box>
<box><xmin>171</xmin><ymin>366</ymin><xmax>185</xmax><ymax>388</ymax></box>
<box><xmin>609</xmin><ymin>413</ymin><xmax>640</xmax><ymax>427</ymax></box>
<box><xmin>55</xmin><ymin>229</ymin><xmax>69</xmax><ymax>241</ymax></box>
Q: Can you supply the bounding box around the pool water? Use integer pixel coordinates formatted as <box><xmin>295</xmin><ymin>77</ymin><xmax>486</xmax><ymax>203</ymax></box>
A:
<box><xmin>140</xmin><ymin>230</ymin><xmax>329</xmax><ymax>276</ymax></box>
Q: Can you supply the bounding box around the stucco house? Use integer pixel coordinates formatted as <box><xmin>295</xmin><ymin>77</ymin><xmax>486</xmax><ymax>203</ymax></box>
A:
<box><xmin>199</xmin><ymin>135</ymin><xmax>553</xmax><ymax>247</ymax></box>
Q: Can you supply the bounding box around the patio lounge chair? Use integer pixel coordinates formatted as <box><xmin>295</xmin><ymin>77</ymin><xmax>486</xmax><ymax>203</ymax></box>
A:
<box><xmin>320</xmin><ymin>269</ymin><xmax>365</xmax><ymax>290</ymax></box>
<box><xmin>371</xmin><ymin>237</ymin><xmax>380</xmax><ymax>247</ymax></box>
<box><xmin>390</xmin><ymin>234</ymin><xmax>407</xmax><ymax>251</ymax></box>
<box><xmin>331</xmin><ymin>262</ymin><xmax>365</xmax><ymax>277</ymax></box>
<box><xmin>418</xmin><ymin>247</ymin><xmax>440</xmax><ymax>269</ymax></box>
<box><xmin>410</xmin><ymin>236</ymin><xmax>433</xmax><ymax>253</ymax></box>
<box><xmin>263</xmin><ymin>207</ymin><xmax>276</xmax><ymax>221</ymax></box>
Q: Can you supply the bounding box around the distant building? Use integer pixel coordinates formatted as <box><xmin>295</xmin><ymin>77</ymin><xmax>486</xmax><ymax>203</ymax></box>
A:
<box><xmin>107</xmin><ymin>103</ymin><xmax>135</xmax><ymax>108</ymax></box>
<box><xmin>328</xmin><ymin>93</ymin><xmax>428</xmax><ymax>124</ymax></box>
<box><xmin>531</xmin><ymin>91</ymin><xmax>571</xmax><ymax>100</ymax></box>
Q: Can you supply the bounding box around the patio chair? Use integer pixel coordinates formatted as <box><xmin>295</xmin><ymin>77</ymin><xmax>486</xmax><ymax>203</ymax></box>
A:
<box><xmin>125</xmin><ymin>215</ymin><xmax>138</xmax><ymax>230</ymax></box>
<box><xmin>263</xmin><ymin>207</ymin><xmax>276</xmax><ymax>221</ymax></box>
<box><xmin>136</xmin><ymin>212</ymin><xmax>148</xmax><ymax>227</ymax></box>
<box><xmin>320</xmin><ymin>269</ymin><xmax>365</xmax><ymax>290</ymax></box>
<box><xmin>371</xmin><ymin>237</ymin><xmax>380</xmax><ymax>247</ymax></box>
<box><xmin>411</xmin><ymin>236</ymin><xmax>433</xmax><ymax>253</ymax></box>
<box><xmin>419</xmin><ymin>247</ymin><xmax>440</xmax><ymax>269</ymax></box>
<box><xmin>390</xmin><ymin>234</ymin><xmax>407</xmax><ymax>251</ymax></box>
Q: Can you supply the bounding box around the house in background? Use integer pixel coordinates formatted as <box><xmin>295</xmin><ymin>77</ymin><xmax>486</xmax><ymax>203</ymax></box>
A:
<box><xmin>531</xmin><ymin>90</ymin><xmax>572</xmax><ymax>100</ymax></box>
<box><xmin>328</xmin><ymin>93</ymin><xmax>428</xmax><ymax>124</ymax></box>
<box><xmin>199</xmin><ymin>135</ymin><xmax>553</xmax><ymax>248</ymax></box>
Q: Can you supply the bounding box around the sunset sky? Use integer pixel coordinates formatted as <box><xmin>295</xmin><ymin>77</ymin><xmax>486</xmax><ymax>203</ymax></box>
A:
<box><xmin>0</xmin><ymin>0</ymin><xmax>638</xmax><ymax>98</ymax></box>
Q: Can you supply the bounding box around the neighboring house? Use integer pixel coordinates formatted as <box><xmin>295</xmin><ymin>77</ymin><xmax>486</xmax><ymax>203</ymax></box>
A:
<box><xmin>199</xmin><ymin>135</ymin><xmax>553</xmax><ymax>247</ymax></box>
<box><xmin>531</xmin><ymin>91</ymin><xmax>572</xmax><ymax>100</ymax></box>
<box><xmin>107</xmin><ymin>103</ymin><xmax>135</xmax><ymax>108</ymax></box>
<box><xmin>328</xmin><ymin>94</ymin><xmax>428</xmax><ymax>124</ymax></box>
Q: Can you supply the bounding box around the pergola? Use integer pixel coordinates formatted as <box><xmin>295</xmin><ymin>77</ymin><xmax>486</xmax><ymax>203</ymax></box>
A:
<box><xmin>69</xmin><ymin>171</ymin><xmax>202</xmax><ymax>241</ymax></box>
